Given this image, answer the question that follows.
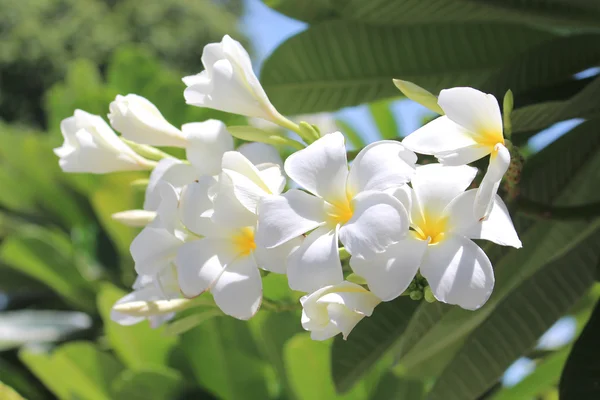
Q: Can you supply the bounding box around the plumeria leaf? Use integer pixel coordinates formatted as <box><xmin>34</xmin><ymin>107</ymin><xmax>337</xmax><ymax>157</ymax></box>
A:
<box><xmin>261</xmin><ymin>22</ymin><xmax>551</xmax><ymax>114</ymax></box>
<box><xmin>331</xmin><ymin>296</ymin><xmax>420</xmax><ymax>393</ymax></box>
<box><xmin>110</xmin><ymin>368</ymin><xmax>184</xmax><ymax>400</ymax></box>
<box><xmin>368</xmin><ymin>99</ymin><xmax>400</xmax><ymax>140</ymax></box>
<box><xmin>0</xmin><ymin>381</ymin><xmax>26</xmax><ymax>400</ymax></box>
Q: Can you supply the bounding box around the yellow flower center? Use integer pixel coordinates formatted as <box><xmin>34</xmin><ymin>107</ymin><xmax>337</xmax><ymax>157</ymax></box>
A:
<box><xmin>474</xmin><ymin>128</ymin><xmax>505</xmax><ymax>149</ymax></box>
<box><xmin>413</xmin><ymin>213</ymin><xmax>448</xmax><ymax>245</ymax></box>
<box><xmin>231</xmin><ymin>227</ymin><xmax>256</xmax><ymax>256</ymax></box>
<box><xmin>326</xmin><ymin>199</ymin><xmax>354</xmax><ymax>226</ymax></box>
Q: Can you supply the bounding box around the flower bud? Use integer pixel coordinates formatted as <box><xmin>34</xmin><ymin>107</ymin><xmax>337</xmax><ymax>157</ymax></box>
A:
<box><xmin>111</xmin><ymin>210</ymin><xmax>156</xmax><ymax>227</ymax></box>
<box><xmin>300</xmin><ymin>281</ymin><xmax>381</xmax><ymax>341</ymax></box>
<box><xmin>54</xmin><ymin>110</ymin><xmax>155</xmax><ymax>173</ymax></box>
<box><xmin>108</xmin><ymin>94</ymin><xmax>187</xmax><ymax>147</ymax></box>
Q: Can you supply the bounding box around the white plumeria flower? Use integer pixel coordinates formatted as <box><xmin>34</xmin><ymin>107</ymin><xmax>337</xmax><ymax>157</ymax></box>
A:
<box><xmin>351</xmin><ymin>164</ymin><xmax>521</xmax><ymax>310</ymax></box>
<box><xmin>402</xmin><ymin>87</ymin><xmax>510</xmax><ymax>221</ymax></box>
<box><xmin>256</xmin><ymin>132</ymin><xmax>417</xmax><ymax>293</ymax></box>
<box><xmin>108</xmin><ymin>94</ymin><xmax>187</xmax><ymax>147</ymax></box>
<box><xmin>175</xmin><ymin>178</ymin><xmax>300</xmax><ymax>320</ymax></box>
<box><xmin>300</xmin><ymin>281</ymin><xmax>381</xmax><ymax>341</ymax></box>
<box><xmin>111</xmin><ymin>268</ymin><xmax>179</xmax><ymax>329</ymax></box>
<box><xmin>54</xmin><ymin>110</ymin><xmax>155</xmax><ymax>173</ymax></box>
<box><xmin>182</xmin><ymin>35</ymin><xmax>284</xmax><ymax>123</ymax></box>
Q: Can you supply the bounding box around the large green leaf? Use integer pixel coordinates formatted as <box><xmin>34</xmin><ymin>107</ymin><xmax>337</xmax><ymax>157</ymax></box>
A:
<box><xmin>20</xmin><ymin>341</ymin><xmax>124</xmax><ymax>400</ymax></box>
<box><xmin>0</xmin><ymin>381</ymin><xmax>26</xmax><ymax>400</ymax></box>
<box><xmin>512</xmin><ymin>75</ymin><xmax>600</xmax><ymax>134</ymax></box>
<box><xmin>427</xmin><ymin>224</ymin><xmax>600</xmax><ymax>399</ymax></box>
<box><xmin>331</xmin><ymin>296</ymin><xmax>420</xmax><ymax>393</ymax></box>
<box><xmin>261</xmin><ymin>0</ymin><xmax>339</xmax><ymax>23</ymax></box>
<box><xmin>177</xmin><ymin>317</ymin><xmax>271</xmax><ymax>400</ymax></box>
<box><xmin>97</xmin><ymin>283</ymin><xmax>178</xmax><ymax>370</ymax></box>
<box><xmin>559</xmin><ymin>298</ymin><xmax>600</xmax><ymax>399</ymax></box>
<box><xmin>110</xmin><ymin>368</ymin><xmax>184</xmax><ymax>400</ymax></box>
<box><xmin>0</xmin><ymin>226</ymin><xmax>96</xmax><ymax>311</ymax></box>
<box><xmin>395</xmin><ymin>119</ymin><xmax>600</xmax><ymax>374</ymax></box>
<box><xmin>369</xmin><ymin>99</ymin><xmax>400</xmax><ymax>140</ymax></box>
<box><xmin>369</xmin><ymin>374</ymin><xmax>424</xmax><ymax>400</ymax></box>
<box><xmin>285</xmin><ymin>334</ymin><xmax>367</xmax><ymax>400</ymax></box>
<box><xmin>261</xmin><ymin>22</ymin><xmax>551</xmax><ymax>114</ymax></box>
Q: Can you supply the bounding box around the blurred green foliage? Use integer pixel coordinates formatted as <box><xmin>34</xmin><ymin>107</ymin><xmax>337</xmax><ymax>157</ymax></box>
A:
<box><xmin>0</xmin><ymin>0</ymin><xmax>245</xmax><ymax>128</ymax></box>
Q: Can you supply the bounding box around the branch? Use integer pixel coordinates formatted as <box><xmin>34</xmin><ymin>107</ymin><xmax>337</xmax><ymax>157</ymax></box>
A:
<box><xmin>517</xmin><ymin>197</ymin><xmax>600</xmax><ymax>221</ymax></box>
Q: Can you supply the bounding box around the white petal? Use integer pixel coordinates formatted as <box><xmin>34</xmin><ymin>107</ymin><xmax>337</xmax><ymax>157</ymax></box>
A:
<box><xmin>346</xmin><ymin>140</ymin><xmax>416</xmax><ymax>195</ymax></box>
<box><xmin>152</xmin><ymin>182</ymin><xmax>181</xmax><ymax>234</ymax></box>
<box><xmin>317</xmin><ymin>287</ymin><xmax>380</xmax><ymax>316</ymax></box>
<box><xmin>284</xmin><ymin>132</ymin><xmax>348</xmax><ymax>204</ymax></box>
<box><xmin>474</xmin><ymin>144</ymin><xmax>511</xmax><ymax>220</ymax></box>
<box><xmin>179</xmin><ymin>177</ymin><xmax>219</xmax><ymax>236</ymax></box>
<box><xmin>326</xmin><ymin>304</ymin><xmax>365</xmax><ymax>339</ymax></box>
<box><xmin>436</xmin><ymin>144</ymin><xmax>491</xmax><ymax>166</ymax></box>
<box><xmin>445</xmin><ymin>189</ymin><xmax>521</xmax><ymax>248</ymax></box>
<box><xmin>411</xmin><ymin>164</ymin><xmax>478</xmax><ymax>220</ymax></box>
<box><xmin>256</xmin><ymin>190</ymin><xmax>326</xmax><ymax>248</ymax></box>
<box><xmin>256</xmin><ymin>163</ymin><xmax>286</xmax><ymax>195</ymax></box>
<box><xmin>131</xmin><ymin>227</ymin><xmax>183</xmax><ymax>276</ymax></box>
<box><xmin>212</xmin><ymin>255</ymin><xmax>262</xmax><ymax>320</ymax></box>
<box><xmin>287</xmin><ymin>226</ymin><xmax>343</xmax><ymax>292</ymax></box>
<box><xmin>183</xmin><ymin>120</ymin><xmax>234</xmax><ymax>176</ymax></box>
<box><xmin>350</xmin><ymin>234</ymin><xmax>427</xmax><ymax>301</ymax></box>
<box><xmin>237</xmin><ymin>142</ymin><xmax>283</xmax><ymax>168</ymax></box>
<box><xmin>253</xmin><ymin>237</ymin><xmax>303</xmax><ymax>274</ymax></box>
<box><xmin>402</xmin><ymin>116</ymin><xmax>479</xmax><ymax>155</ymax></box>
<box><xmin>339</xmin><ymin>191</ymin><xmax>409</xmax><ymax>258</ymax></box>
<box><xmin>175</xmin><ymin>239</ymin><xmax>237</xmax><ymax>298</ymax></box>
<box><xmin>438</xmin><ymin>87</ymin><xmax>503</xmax><ymax>142</ymax></box>
<box><xmin>211</xmin><ymin>173</ymin><xmax>257</xmax><ymax>229</ymax></box>
<box><xmin>144</xmin><ymin>159</ymin><xmax>198</xmax><ymax>211</ymax></box>
<box><xmin>420</xmin><ymin>234</ymin><xmax>494</xmax><ymax>310</ymax></box>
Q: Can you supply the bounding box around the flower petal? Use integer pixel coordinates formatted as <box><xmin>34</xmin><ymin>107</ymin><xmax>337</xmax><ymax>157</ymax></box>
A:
<box><xmin>438</xmin><ymin>87</ymin><xmax>503</xmax><ymax>142</ymax></box>
<box><xmin>475</xmin><ymin>144</ymin><xmax>511</xmax><ymax>220</ymax></box>
<box><xmin>144</xmin><ymin>159</ymin><xmax>198</xmax><ymax>211</ymax></box>
<box><xmin>436</xmin><ymin>144</ymin><xmax>491</xmax><ymax>166</ymax></box>
<box><xmin>256</xmin><ymin>190</ymin><xmax>326</xmax><ymax>248</ymax></box>
<box><xmin>445</xmin><ymin>189</ymin><xmax>521</xmax><ymax>248</ymax></box>
<box><xmin>179</xmin><ymin>177</ymin><xmax>220</xmax><ymax>236</ymax></box>
<box><xmin>339</xmin><ymin>191</ymin><xmax>409</xmax><ymax>258</ymax></box>
<box><xmin>237</xmin><ymin>142</ymin><xmax>283</xmax><ymax>168</ymax></box>
<box><xmin>287</xmin><ymin>226</ymin><xmax>343</xmax><ymax>292</ymax></box>
<box><xmin>111</xmin><ymin>286</ymin><xmax>163</xmax><ymax>326</ymax></box>
<box><xmin>212</xmin><ymin>255</ymin><xmax>262</xmax><ymax>320</ymax></box>
<box><xmin>402</xmin><ymin>116</ymin><xmax>479</xmax><ymax>155</ymax></box>
<box><xmin>350</xmin><ymin>234</ymin><xmax>427</xmax><ymax>301</ymax></box>
<box><xmin>131</xmin><ymin>227</ymin><xmax>183</xmax><ymax>276</ymax></box>
<box><xmin>346</xmin><ymin>141</ymin><xmax>416</xmax><ymax>194</ymax></box>
<box><xmin>211</xmin><ymin>173</ymin><xmax>257</xmax><ymax>229</ymax></box>
<box><xmin>411</xmin><ymin>164</ymin><xmax>478</xmax><ymax>221</ymax></box>
<box><xmin>420</xmin><ymin>234</ymin><xmax>494</xmax><ymax>310</ymax></box>
<box><xmin>183</xmin><ymin>120</ymin><xmax>234</xmax><ymax>176</ymax></box>
<box><xmin>254</xmin><ymin>236</ymin><xmax>303</xmax><ymax>274</ymax></box>
<box><xmin>175</xmin><ymin>238</ymin><xmax>237</xmax><ymax>298</ymax></box>
<box><xmin>284</xmin><ymin>132</ymin><xmax>348</xmax><ymax>204</ymax></box>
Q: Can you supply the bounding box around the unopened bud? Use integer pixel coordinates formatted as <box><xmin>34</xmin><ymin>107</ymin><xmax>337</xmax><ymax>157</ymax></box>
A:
<box><xmin>393</xmin><ymin>79</ymin><xmax>444</xmax><ymax>115</ymax></box>
<box><xmin>409</xmin><ymin>290</ymin><xmax>423</xmax><ymax>301</ymax></box>
<box><xmin>112</xmin><ymin>298</ymin><xmax>192</xmax><ymax>316</ymax></box>
<box><xmin>111</xmin><ymin>210</ymin><xmax>156</xmax><ymax>227</ymax></box>
<box><xmin>424</xmin><ymin>286</ymin><xmax>436</xmax><ymax>303</ymax></box>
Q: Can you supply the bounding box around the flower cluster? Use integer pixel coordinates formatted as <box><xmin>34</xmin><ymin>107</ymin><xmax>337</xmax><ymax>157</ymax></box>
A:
<box><xmin>54</xmin><ymin>35</ymin><xmax>521</xmax><ymax>341</ymax></box>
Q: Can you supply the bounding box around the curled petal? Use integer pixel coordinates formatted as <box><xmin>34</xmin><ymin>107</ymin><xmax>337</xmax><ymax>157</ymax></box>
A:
<box><xmin>131</xmin><ymin>227</ymin><xmax>183</xmax><ymax>276</ymax></box>
<box><xmin>254</xmin><ymin>236</ymin><xmax>303</xmax><ymax>274</ymax></box>
<box><xmin>420</xmin><ymin>234</ymin><xmax>494</xmax><ymax>310</ymax></box>
<box><xmin>212</xmin><ymin>255</ymin><xmax>262</xmax><ymax>320</ymax></box>
<box><xmin>339</xmin><ymin>191</ymin><xmax>409</xmax><ymax>258</ymax></box>
<box><xmin>287</xmin><ymin>226</ymin><xmax>343</xmax><ymax>293</ymax></box>
<box><xmin>474</xmin><ymin>144</ymin><xmax>511</xmax><ymax>220</ymax></box>
<box><xmin>445</xmin><ymin>189</ymin><xmax>521</xmax><ymax>248</ymax></box>
<box><xmin>346</xmin><ymin>141</ymin><xmax>416</xmax><ymax>194</ymax></box>
<box><xmin>402</xmin><ymin>116</ymin><xmax>478</xmax><ymax>155</ymax></box>
<box><xmin>350</xmin><ymin>234</ymin><xmax>428</xmax><ymax>301</ymax></box>
<box><xmin>256</xmin><ymin>190</ymin><xmax>326</xmax><ymax>248</ymax></box>
<box><xmin>144</xmin><ymin>158</ymin><xmax>198</xmax><ymax>211</ymax></box>
<box><xmin>183</xmin><ymin>120</ymin><xmax>234</xmax><ymax>176</ymax></box>
<box><xmin>211</xmin><ymin>173</ymin><xmax>257</xmax><ymax>229</ymax></box>
<box><xmin>436</xmin><ymin>144</ymin><xmax>491</xmax><ymax>166</ymax></box>
<box><xmin>284</xmin><ymin>132</ymin><xmax>348</xmax><ymax>204</ymax></box>
<box><xmin>179</xmin><ymin>177</ymin><xmax>220</xmax><ymax>236</ymax></box>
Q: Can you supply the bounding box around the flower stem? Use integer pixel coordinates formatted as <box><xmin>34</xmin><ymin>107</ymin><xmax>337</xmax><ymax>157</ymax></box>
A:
<box><xmin>121</xmin><ymin>138</ymin><xmax>176</xmax><ymax>162</ymax></box>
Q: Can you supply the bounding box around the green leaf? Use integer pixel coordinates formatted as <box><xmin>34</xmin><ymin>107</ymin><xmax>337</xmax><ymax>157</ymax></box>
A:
<box><xmin>335</xmin><ymin>119</ymin><xmax>367</xmax><ymax>150</ymax></box>
<box><xmin>560</xmin><ymin>298</ymin><xmax>600</xmax><ymax>399</ymax></box>
<box><xmin>368</xmin><ymin>99</ymin><xmax>400</xmax><ymax>140</ymax></box>
<box><xmin>285</xmin><ymin>334</ymin><xmax>368</xmax><ymax>400</ymax></box>
<box><xmin>0</xmin><ymin>358</ymin><xmax>46</xmax><ymax>400</ymax></box>
<box><xmin>393</xmin><ymin>79</ymin><xmax>443</xmax><ymax>115</ymax></box>
<box><xmin>427</xmin><ymin>225</ymin><xmax>600</xmax><ymax>399</ymax></box>
<box><xmin>0</xmin><ymin>226</ymin><xmax>96</xmax><ymax>311</ymax></box>
<box><xmin>369</xmin><ymin>374</ymin><xmax>424</xmax><ymax>400</ymax></box>
<box><xmin>261</xmin><ymin>22</ymin><xmax>551</xmax><ymax>114</ymax></box>
<box><xmin>484</xmin><ymin>34</ymin><xmax>600</xmax><ymax>100</ymax></box>
<box><xmin>492</xmin><ymin>347</ymin><xmax>570</xmax><ymax>400</ymax></box>
<box><xmin>261</xmin><ymin>0</ymin><xmax>339</xmax><ymax>23</ymax></box>
<box><xmin>110</xmin><ymin>368</ymin><xmax>184</xmax><ymax>400</ymax></box>
<box><xmin>331</xmin><ymin>296</ymin><xmax>420</xmax><ymax>393</ymax></box>
<box><xmin>512</xmin><ymin>76</ymin><xmax>600</xmax><ymax>134</ymax></box>
<box><xmin>396</xmin><ymin>119</ymin><xmax>600</xmax><ymax>375</ymax></box>
<box><xmin>0</xmin><ymin>381</ymin><xmax>26</xmax><ymax>400</ymax></box>
<box><xmin>178</xmin><ymin>317</ymin><xmax>271</xmax><ymax>400</ymax></box>
<box><xmin>162</xmin><ymin>309</ymin><xmax>222</xmax><ymax>337</ymax></box>
<box><xmin>97</xmin><ymin>283</ymin><xmax>178</xmax><ymax>369</ymax></box>
<box><xmin>20</xmin><ymin>341</ymin><xmax>124</xmax><ymax>400</ymax></box>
